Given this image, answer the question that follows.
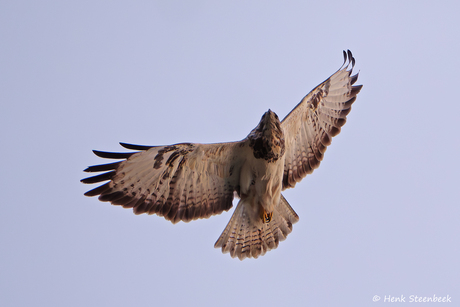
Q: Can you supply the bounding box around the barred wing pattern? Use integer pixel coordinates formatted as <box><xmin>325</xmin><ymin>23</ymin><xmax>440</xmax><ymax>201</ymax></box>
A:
<box><xmin>82</xmin><ymin>50</ymin><xmax>362</xmax><ymax>260</ymax></box>
<box><xmin>281</xmin><ymin>50</ymin><xmax>363</xmax><ymax>189</ymax></box>
<box><xmin>81</xmin><ymin>142</ymin><xmax>244</xmax><ymax>224</ymax></box>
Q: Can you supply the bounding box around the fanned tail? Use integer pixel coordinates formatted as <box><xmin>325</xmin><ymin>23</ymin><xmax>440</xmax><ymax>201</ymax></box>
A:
<box><xmin>214</xmin><ymin>194</ymin><xmax>299</xmax><ymax>260</ymax></box>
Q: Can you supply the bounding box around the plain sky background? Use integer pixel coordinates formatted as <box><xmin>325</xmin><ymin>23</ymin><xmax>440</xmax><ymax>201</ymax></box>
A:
<box><xmin>1</xmin><ymin>1</ymin><xmax>459</xmax><ymax>306</ymax></box>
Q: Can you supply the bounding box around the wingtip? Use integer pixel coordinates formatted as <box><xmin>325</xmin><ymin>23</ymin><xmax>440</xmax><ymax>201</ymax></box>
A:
<box><xmin>81</xmin><ymin>171</ymin><xmax>116</xmax><ymax>184</ymax></box>
<box><xmin>350</xmin><ymin>72</ymin><xmax>359</xmax><ymax>85</ymax></box>
<box><xmin>344</xmin><ymin>49</ymin><xmax>355</xmax><ymax>68</ymax></box>
<box><xmin>92</xmin><ymin>150</ymin><xmax>136</xmax><ymax>159</ymax></box>
<box><xmin>347</xmin><ymin>49</ymin><xmax>352</xmax><ymax>60</ymax></box>
<box><xmin>351</xmin><ymin>84</ymin><xmax>363</xmax><ymax>96</ymax></box>
<box><xmin>119</xmin><ymin>142</ymin><xmax>154</xmax><ymax>151</ymax></box>
<box><xmin>342</xmin><ymin>49</ymin><xmax>356</xmax><ymax>69</ymax></box>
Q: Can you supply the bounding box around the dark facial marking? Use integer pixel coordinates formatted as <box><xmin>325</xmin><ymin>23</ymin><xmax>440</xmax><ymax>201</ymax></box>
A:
<box><xmin>248</xmin><ymin>111</ymin><xmax>285</xmax><ymax>163</ymax></box>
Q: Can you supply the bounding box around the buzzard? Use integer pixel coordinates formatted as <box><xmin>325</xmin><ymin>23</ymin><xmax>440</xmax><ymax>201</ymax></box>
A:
<box><xmin>82</xmin><ymin>50</ymin><xmax>362</xmax><ymax>260</ymax></box>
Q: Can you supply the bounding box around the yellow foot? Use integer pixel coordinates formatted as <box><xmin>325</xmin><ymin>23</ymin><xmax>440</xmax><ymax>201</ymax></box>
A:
<box><xmin>259</xmin><ymin>207</ymin><xmax>273</xmax><ymax>223</ymax></box>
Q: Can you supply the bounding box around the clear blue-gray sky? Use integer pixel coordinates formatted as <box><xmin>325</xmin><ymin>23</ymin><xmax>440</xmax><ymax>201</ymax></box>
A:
<box><xmin>1</xmin><ymin>1</ymin><xmax>459</xmax><ymax>306</ymax></box>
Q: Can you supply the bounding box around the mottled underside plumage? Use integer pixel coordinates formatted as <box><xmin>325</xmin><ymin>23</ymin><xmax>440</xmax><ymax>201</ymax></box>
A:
<box><xmin>82</xmin><ymin>50</ymin><xmax>362</xmax><ymax>260</ymax></box>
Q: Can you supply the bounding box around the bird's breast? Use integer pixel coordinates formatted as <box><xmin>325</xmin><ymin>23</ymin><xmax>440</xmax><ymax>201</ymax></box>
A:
<box><xmin>238</xmin><ymin>155</ymin><xmax>285</xmax><ymax>223</ymax></box>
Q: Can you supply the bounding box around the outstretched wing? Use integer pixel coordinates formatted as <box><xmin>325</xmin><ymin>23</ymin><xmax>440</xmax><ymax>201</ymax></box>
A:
<box><xmin>281</xmin><ymin>50</ymin><xmax>363</xmax><ymax>189</ymax></box>
<box><xmin>81</xmin><ymin>141</ymin><xmax>245</xmax><ymax>224</ymax></box>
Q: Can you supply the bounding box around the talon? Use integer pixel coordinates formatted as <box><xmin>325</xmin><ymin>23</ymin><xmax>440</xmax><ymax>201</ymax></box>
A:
<box><xmin>259</xmin><ymin>207</ymin><xmax>273</xmax><ymax>223</ymax></box>
<box><xmin>265</xmin><ymin>211</ymin><xmax>273</xmax><ymax>223</ymax></box>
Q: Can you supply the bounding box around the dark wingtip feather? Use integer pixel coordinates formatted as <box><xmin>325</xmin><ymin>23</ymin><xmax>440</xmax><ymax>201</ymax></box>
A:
<box><xmin>98</xmin><ymin>191</ymin><xmax>125</xmax><ymax>202</ymax></box>
<box><xmin>351</xmin><ymin>84</ymin><xmax>363</xmax><ymax>96</ymax></box>
<box><xmin>84</xmin><ymin>182</ymin><xmax>111</xmax><ymax>196</ymax></box>
<box><xmin>350</xmin><ymin>72</ymin><xmax>359</xmax><ymax>85</ymax></box>
<box><xmin>119</xmin><ymin>142</ymin><xmax>155</xmax><ymax>151</ymax></box>
<box><xmin>81</xmin><ymin>171</ymin><xmax>116</xmax><ymax>184</ymax></box>
<box><xmin>343</xmin><ymin>96</ymin><xmax>357</xmax><ymax>109</ymax></box>
<box><xmin>93</xmin><ymin>150</ymin><xmax>136</xmax><ymax>159</ymax></box>
<box><xmin>329</xmin><ymin>126</ymin><xmax>341</xmax><ymax>137</ymax></box>
<box><xmin>345</xmin><ymin>50</ymin><xmax>355</xmax><ymax>68</ymax></box>
<box><xmin>84</xmin><ymin>161</ymin><xmax>121</xmax><ymax>173</ymax></box>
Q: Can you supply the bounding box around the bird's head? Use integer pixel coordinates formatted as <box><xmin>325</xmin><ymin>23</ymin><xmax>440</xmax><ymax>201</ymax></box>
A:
<box><xmin>261</xmin><ymin>109</ymin><xmax>280</xmax><ymax>130</ymax></box>
<box><xmin>248</xmin><ymin>109</ymin><xmax>285</xmax><ymax>162</ymax></box>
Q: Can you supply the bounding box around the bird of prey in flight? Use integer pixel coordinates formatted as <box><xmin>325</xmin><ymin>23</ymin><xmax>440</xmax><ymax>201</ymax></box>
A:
<box><xmin>82</xmin><ymin>50</ymin><xmax>363</xmax><ymax>260</ymax></box>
